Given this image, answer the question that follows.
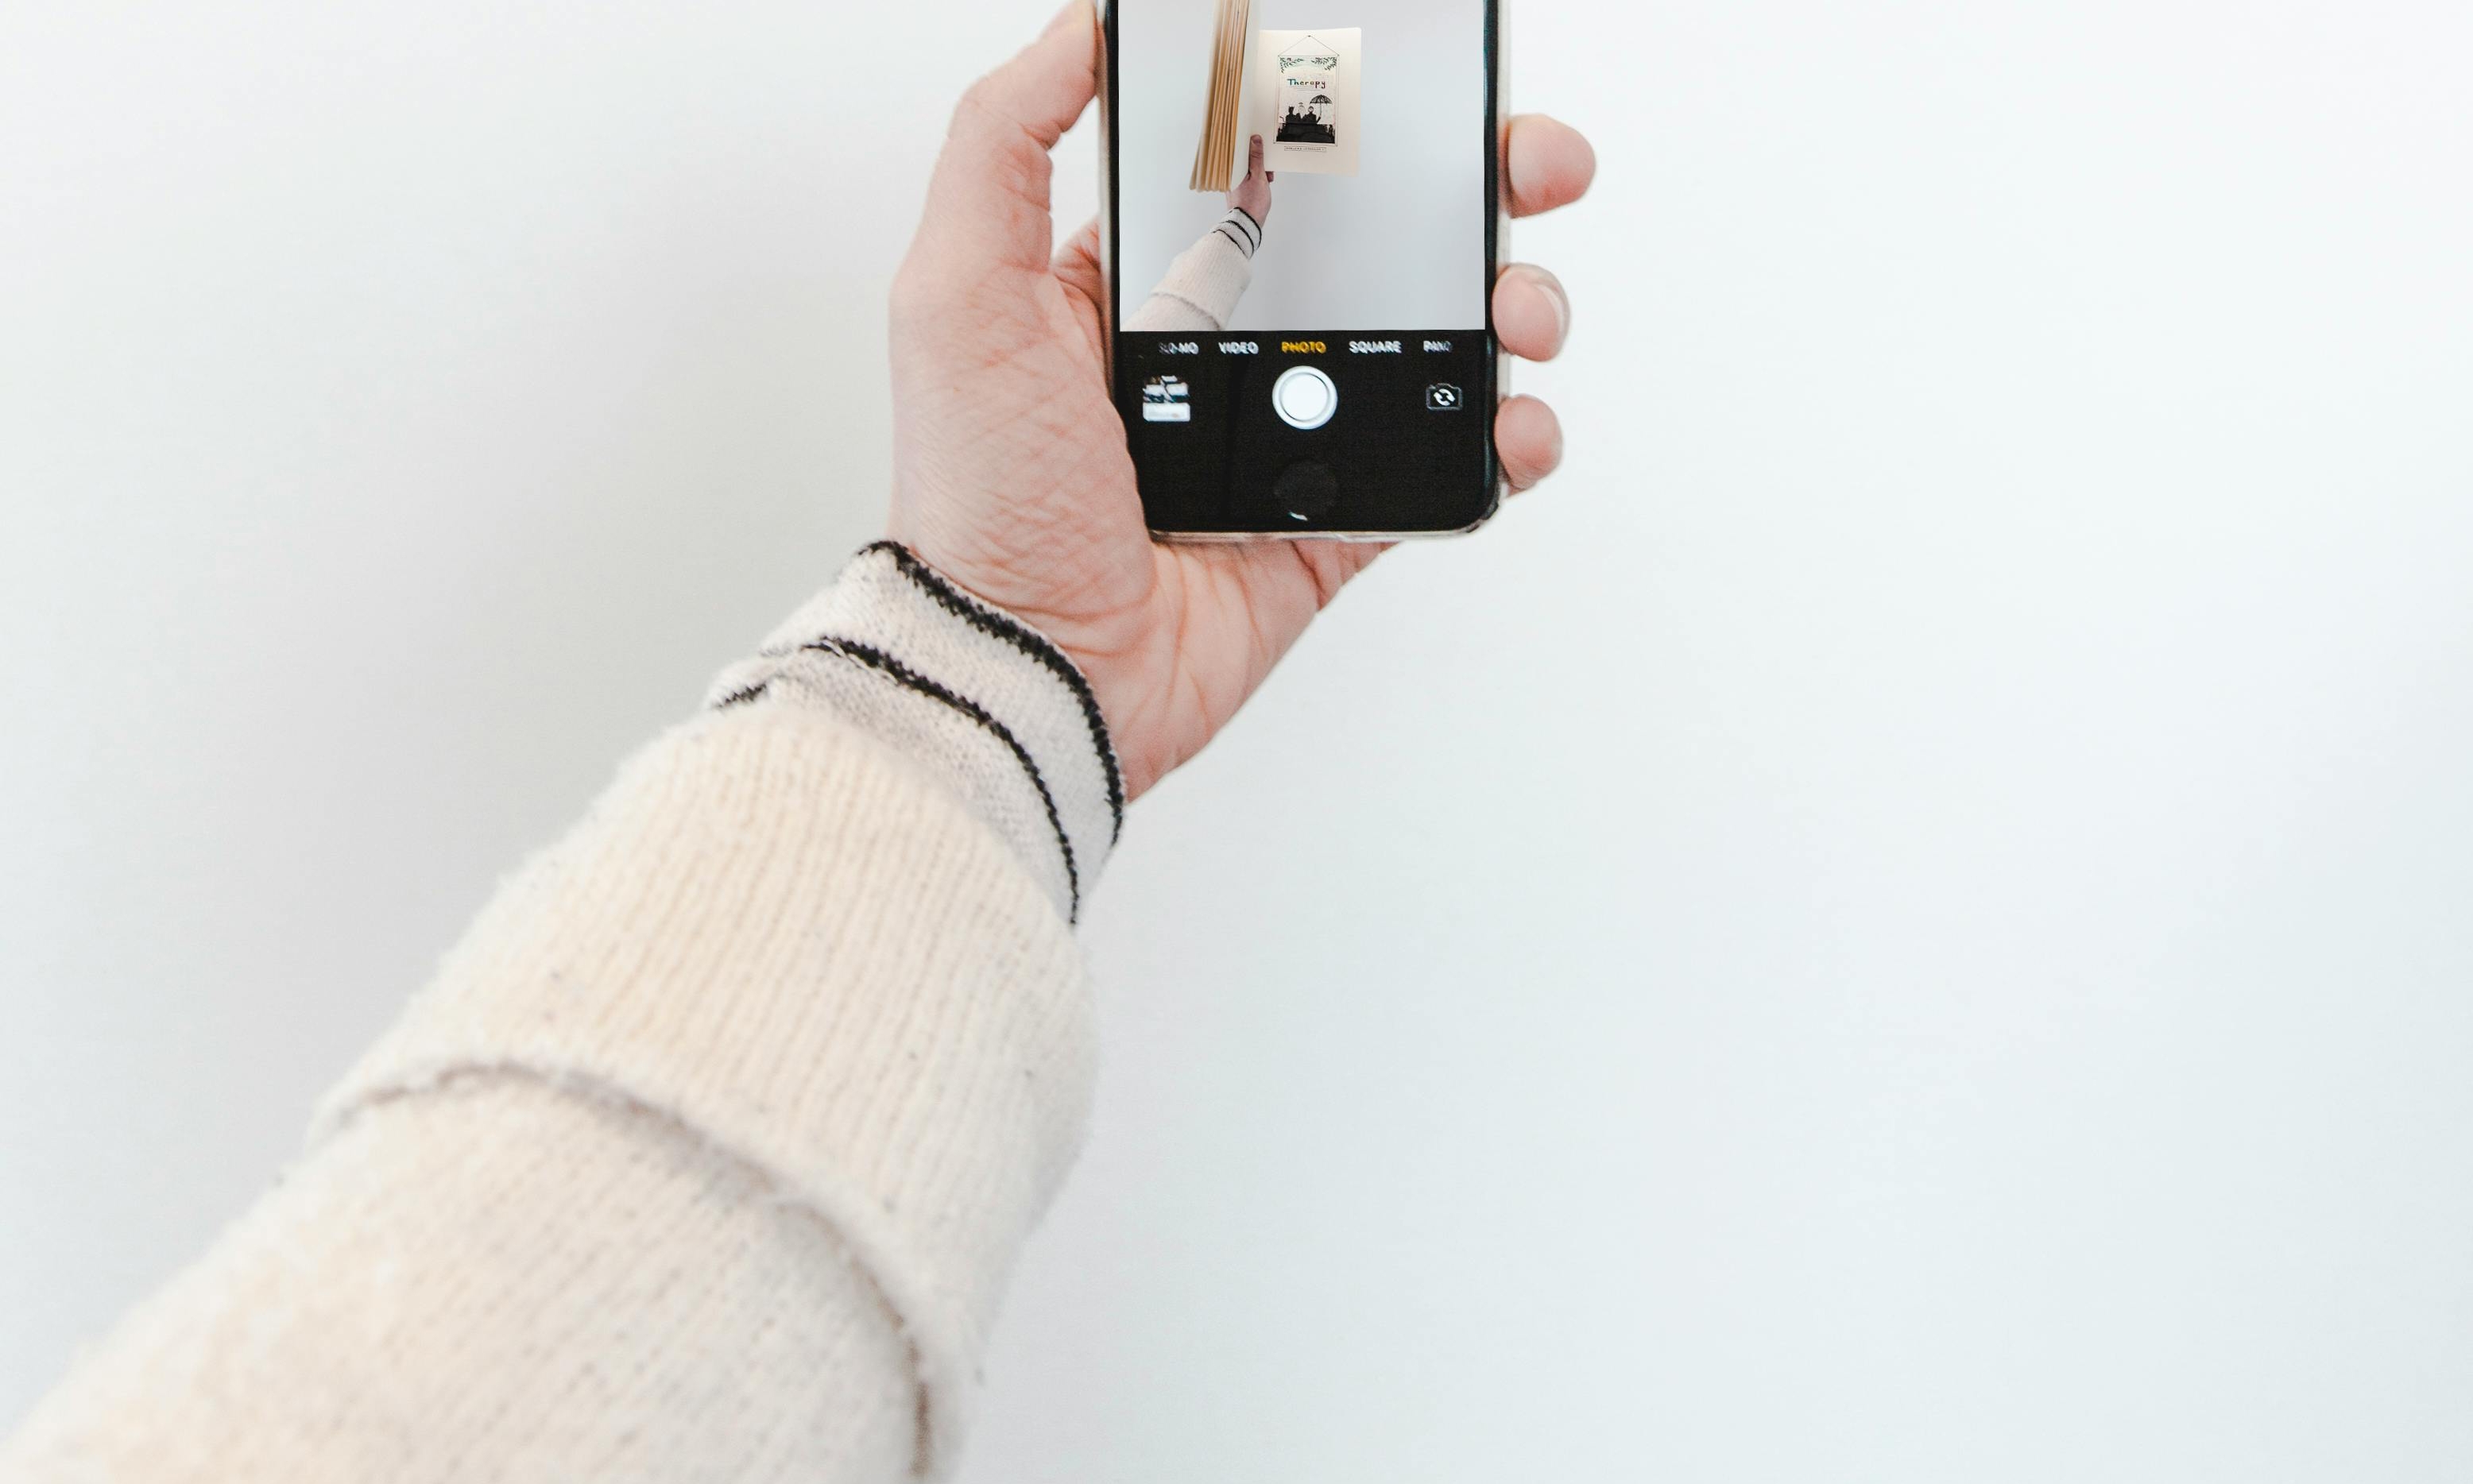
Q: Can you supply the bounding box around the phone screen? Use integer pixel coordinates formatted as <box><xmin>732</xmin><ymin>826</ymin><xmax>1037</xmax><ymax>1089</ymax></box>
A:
<box><xmin>1105</xmin><ymin>0</ymin><xmax>1500</xmax><ymax>536</ymax></box>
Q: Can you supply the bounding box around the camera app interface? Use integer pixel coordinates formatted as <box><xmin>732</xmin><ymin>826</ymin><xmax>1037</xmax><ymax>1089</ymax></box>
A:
<box><xmin>1113</xmin><ymin>0</ymin><xmax>1495</xmax><ymax>532</ymax></box>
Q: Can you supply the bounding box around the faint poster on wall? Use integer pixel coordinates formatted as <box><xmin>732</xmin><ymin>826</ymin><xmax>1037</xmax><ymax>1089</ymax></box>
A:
<box><xmin>1244</xmin><ymin>29</ymin><xmax>1361</xmax><ymax>176</ymax></box>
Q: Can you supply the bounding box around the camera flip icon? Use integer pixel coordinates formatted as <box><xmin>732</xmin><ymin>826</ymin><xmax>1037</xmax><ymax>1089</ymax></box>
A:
<box><xmin>1425</xmin><ymin>382</ymin><xmax>1465</xmax><ymax>412</ymax></box>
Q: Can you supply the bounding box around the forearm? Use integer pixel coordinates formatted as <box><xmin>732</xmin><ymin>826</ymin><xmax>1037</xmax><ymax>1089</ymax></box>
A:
<box><xmin>0</xmin><ymin>1074</ymin><xmax>922</xmax><ymax>1479</ymax></box>
<box><xmin>1125</xmin><ymin>208</ymin><xmax>1261</xmax><ymax>332</ymax></box>
<box><xmin>0</xmin><ymin>547</ymin><xmax>1117</xmax><ymax>1483</ymax></box>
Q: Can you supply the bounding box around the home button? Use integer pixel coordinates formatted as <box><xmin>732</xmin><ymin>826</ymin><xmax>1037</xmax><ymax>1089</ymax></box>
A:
<box><xmin>1275</xmin><ymin>461</ymin><xmax>1340</xmax><ymax>524</ymax></box>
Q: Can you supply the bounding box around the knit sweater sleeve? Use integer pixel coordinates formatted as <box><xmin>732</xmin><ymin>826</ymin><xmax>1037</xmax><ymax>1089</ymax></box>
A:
<box><xmin>1125</xmin><ymin>208</ymin><xmax>1261</xmax><ymax>332</ymax></box>
<box><xmin>0</xmin><ymin>544</ymin><xmax>1120</xmax><ymax>1483</ymax></box>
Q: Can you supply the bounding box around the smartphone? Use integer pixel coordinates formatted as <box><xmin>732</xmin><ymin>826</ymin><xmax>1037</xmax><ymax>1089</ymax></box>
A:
<box><xmin>1100</xmin><ymin>0</ymin><xmax>1504</xmax><ymax>539</ymax></box>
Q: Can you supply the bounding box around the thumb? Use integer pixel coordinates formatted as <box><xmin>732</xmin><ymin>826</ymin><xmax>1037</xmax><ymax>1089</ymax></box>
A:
<box><xmin>913</xmin><ymin>2</ymin><xmax>1097</xmax><ymax>272</ymax></box>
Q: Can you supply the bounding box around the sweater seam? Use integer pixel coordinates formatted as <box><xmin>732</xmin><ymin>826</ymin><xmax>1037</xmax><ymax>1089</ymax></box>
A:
<box><xmin>318</xmin><ymin>1061</ymin><xmax>945</xmax><ymax>1478</ymax></box>
<box><xmin>1140</xmin><ymin>288</ymin><xmax>1225</xmax><ymax>330</ymax></box>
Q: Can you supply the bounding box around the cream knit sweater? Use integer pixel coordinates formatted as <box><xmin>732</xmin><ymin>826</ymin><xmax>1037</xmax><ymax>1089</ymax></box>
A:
<box><xmin>0</xmin><ymin>544</ymin><xmax>1127</xmax><ymax>1482</ymax></box>
<box><xmin>1128</xmin><ymin>209</ymin><xmax>1261</xmax><ymax>332</ymax></box>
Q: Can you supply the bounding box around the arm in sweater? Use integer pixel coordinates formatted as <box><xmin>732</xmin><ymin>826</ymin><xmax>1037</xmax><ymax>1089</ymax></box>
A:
<box><xmin>0</xmin><ymin>544</ymin><xmax>1119</xmax><ymax>1483</ymax></box>
<box><xmin>1125</xmin><ymin>207</ymin><xmax>1263</xmax><ymax>332</ymax></box>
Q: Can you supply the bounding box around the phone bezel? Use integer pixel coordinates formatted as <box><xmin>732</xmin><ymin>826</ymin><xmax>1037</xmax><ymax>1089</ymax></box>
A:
<box><xmin>1098</xmin><ymin>0</ymin><xmax>1508</xmax><ymax>542</ymax></box>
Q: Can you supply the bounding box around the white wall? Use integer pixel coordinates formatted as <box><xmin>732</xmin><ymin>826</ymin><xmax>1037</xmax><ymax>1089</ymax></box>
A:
<box><xmin>6</xmin><ymin>2</ymin><xmax>2473</xmax><ymax>1480</ymax></box>
<box><xmin>1117</xmin><ymin>0</ymin><xmax>1488</xmax><ymax>331</ymax></box>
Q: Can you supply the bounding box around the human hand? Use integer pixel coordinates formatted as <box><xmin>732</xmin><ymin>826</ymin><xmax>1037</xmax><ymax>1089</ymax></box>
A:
<box><xmin>1230</xmin><ymin>133</ymin><xmax>1273</xmax><ymax>226</ymax></box>
<box><xmin>887</xmin><ymin>2</ymin><xmax>1595</xmax><ymax>798</ymax></box>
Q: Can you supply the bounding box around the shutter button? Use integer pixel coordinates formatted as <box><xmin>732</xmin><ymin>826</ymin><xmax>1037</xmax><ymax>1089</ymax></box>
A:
<box><xmin>1271</xmin><ymin>365</ymin><xmax>1338</xmax><ymax>431</ymax></box>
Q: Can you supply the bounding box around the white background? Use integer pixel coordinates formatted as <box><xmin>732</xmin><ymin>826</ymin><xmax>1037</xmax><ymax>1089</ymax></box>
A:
<box><xmin>6</xmin><ymin>1</ymin><xmax>2473</xmax><ymax>1479</ymax></box>
<box><xmin>1117</xmin><ymin>0</ymin><xmax>1487</xmax><ymax>331</ymax></box>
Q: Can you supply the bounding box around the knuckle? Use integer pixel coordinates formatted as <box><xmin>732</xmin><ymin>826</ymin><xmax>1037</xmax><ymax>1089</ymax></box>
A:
<box><xmin>950</xmin><ymin>74</ymin><xmax>1008</xmax><ymax>136</ymax></box>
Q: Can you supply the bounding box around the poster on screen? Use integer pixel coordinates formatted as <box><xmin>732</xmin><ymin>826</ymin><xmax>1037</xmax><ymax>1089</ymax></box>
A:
<box><xmin>1239</xmin><ymin>28</ymin><xmax>1361</xmax><ymax>177</ymax></box>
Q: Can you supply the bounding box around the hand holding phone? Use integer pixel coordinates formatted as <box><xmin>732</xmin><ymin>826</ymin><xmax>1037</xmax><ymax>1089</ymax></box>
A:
<box><xmin>885</xmin><ymin>2</ymin><xmax>1592</xmax><ymax>797</ymax></box>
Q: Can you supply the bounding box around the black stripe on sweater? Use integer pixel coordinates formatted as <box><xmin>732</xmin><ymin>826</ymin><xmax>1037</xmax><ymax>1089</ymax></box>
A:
<box><xmin>808</xmin><ymin>638</ymin><xmax>1078</xmax><ymax>919</ymax></box>
<box><xmin>714</xmin><ymin>644</ymin><xmax>1082</xmax><ymax>920</ymax></box>
<box><xmin>755</xmin><ymin>636</ymin><xmax>1080</xmax><ymax>922</ymax></box>
<box><xmin>857</xmin><ymin>541</ymin><xmax>1126</xmax><ymax>844</ymax></box>
<box><xmin>707</xmin><ymin>678</ymin><xmax>1083</xmax><ymax>929</ymax></box>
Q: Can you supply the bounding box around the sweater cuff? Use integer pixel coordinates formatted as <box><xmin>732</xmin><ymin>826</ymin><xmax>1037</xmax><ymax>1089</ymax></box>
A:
<box><xmin>1215</xmin><ymin>207</ymin><xmax>1262</xmax><ymax>259</ymax></box>
<box><xmin>705</xmin><ymin>543</ymin><xmax>1124</xmax><ymax>924</ymax></box>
